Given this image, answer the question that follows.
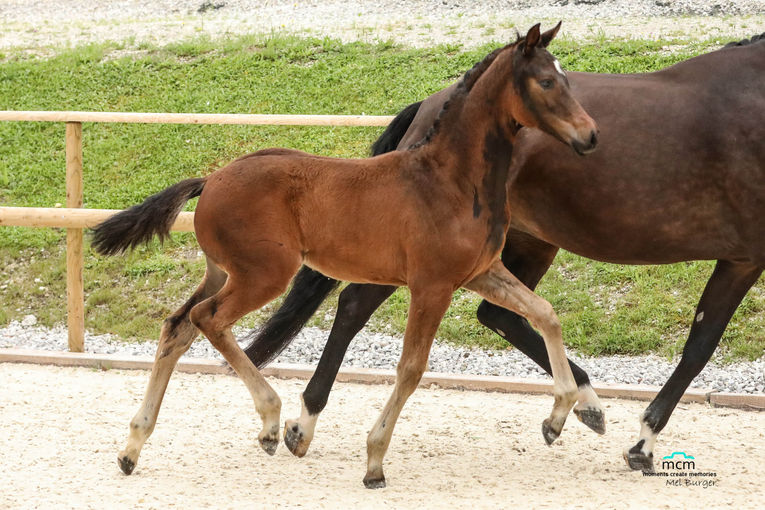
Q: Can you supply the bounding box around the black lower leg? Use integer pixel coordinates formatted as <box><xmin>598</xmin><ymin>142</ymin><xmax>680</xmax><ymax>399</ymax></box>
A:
<box><xmin>476</xmin><ymin>300</ymin><xmax>592</xmax><ymax>387</ymax></box>
<box><xmin>303</xmin><ymin>283</ymin><xmax>397</xmax><ymax>415</ymax></box>
<box><xmin>641</xmin><ymin>261</ymin><xmax>761</xmax><ymax>435</ymax></box>
<box><xmin>626</xmin><ymin>260</ymin><xmax>761</xmax><ymax>471</ymax></box>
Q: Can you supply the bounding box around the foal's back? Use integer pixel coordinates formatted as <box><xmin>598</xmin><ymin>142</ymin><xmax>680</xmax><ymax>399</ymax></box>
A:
<box><xmin>194</xmin><ymin>147</ymin><xmax>482</xmax><ymax>286</ymax></box>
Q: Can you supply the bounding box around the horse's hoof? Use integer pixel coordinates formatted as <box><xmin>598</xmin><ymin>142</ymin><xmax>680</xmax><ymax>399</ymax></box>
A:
<box><xmin>259</xmin><ymin>437</ymin><xmax>279</xmax><ymax>456</ymax></box>
<box><xmin>623</xmin><ymin>448</ymin><xmax>654</xmax><ymax>472</ymax></box>
<box><xmin>542</xmin><ymin>418</ymin><xmax>560</xmax><ymax>445</ymax></box>
<box><xmin>574</xmin><ymin>407</ymin><xmax>606</xmax><ymax>435</ymax></box>
<box><xmin>117</xmin><ymin>454</ymin><xmax>136</xmax><ymax>475</ymax></box>
<box><xmin>284</xmin><ymin>421</ymin><xmax>308</xmax><ymax>458</ymax></box>
<box><xmin>363</xmin><ymin>476</ymin><xmax>387</xmax><ymax>489</ymax></box>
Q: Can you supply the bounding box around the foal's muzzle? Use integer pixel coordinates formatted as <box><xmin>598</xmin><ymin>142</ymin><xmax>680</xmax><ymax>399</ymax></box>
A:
<box><xmin>572</xmin><ymin>130</ymin><xmax>598</xmax><ymax>156</ymax></box>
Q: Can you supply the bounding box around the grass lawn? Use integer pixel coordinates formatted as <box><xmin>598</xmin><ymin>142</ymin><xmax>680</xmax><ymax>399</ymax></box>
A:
<box><xmin>0</xmin><ymin>33</ymin><xmax>762</xmax><ymax>360</ymax></box>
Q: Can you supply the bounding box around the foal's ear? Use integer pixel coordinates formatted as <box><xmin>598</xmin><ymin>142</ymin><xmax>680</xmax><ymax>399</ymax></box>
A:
<box><xmin>540</xmin><ymin>21</ymin><xmax>562</xmax><ymax>48</ymax></box>
<box><xmin>523</xmin><ymin>23</ymin><xmax>542</xmax><ymax>56</ymax></box>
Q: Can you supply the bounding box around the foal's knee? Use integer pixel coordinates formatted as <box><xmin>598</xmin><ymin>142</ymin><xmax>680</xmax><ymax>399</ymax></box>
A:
<box><xmin>395</xmin><ymin>362</ymin><xmax>426</xmax><ymax>397</ymax></box>
<box><xmin>532</xmin><ymin>300</ymin><xmax>561</xmax><ymax>337</ymax></box>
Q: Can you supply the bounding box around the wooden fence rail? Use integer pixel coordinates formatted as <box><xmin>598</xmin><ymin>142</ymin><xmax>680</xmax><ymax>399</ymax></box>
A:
<box><xmin>0</xmin><ymin>110</ymin><xmax>394</xmax><ymax>352</ymax></box>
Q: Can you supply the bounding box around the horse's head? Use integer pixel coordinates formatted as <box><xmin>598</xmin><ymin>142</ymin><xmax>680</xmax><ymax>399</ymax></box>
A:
<box><xmin>508</xmin><ymin>23</ymin><xmax>598</xmax><ymax>155</ymax></box>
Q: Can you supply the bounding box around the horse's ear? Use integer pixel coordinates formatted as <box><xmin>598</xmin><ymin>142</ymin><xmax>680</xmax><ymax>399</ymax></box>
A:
<box><xmin>540</xmin><ymin>21</ymin><xmax>562</xmax><ymax>48</ymax></box>
<box><xmin>523</xmin><ymin>23</ymin><xmax>541</xmax><ymax>56</ymax></box>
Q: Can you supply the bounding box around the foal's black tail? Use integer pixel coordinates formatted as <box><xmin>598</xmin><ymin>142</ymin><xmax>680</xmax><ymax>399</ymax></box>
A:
<box><xmin>91</xmin><ymin>178</ymin><xmax>206</xmax><ymax>255</ymax></box>
<box><xmin>241</xmin><ymin>100</ymin><xmax>423</xmax><ymax>369</ymax></box>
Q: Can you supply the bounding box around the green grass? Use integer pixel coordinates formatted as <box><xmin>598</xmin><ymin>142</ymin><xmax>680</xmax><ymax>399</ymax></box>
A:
<box><xmin>0</xmin><ymin>33</ymin><xmax>762</xmax><ymax>361</ymax></box>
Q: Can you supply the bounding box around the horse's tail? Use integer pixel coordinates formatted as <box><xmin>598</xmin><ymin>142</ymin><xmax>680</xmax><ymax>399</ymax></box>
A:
<box><xmin>91</xmin><ymin>178</ymin><xmax>206</xmax><ymax>255</ymax></box>
<box><xmin>240</xmin><ymin>100</ymin><xmax>424</xmax><ymax>369</ymax></box>
<box><xmin>241</xmin><ymin>267</ymin><xmax>341</xmax><ymax>368</ymax></box>
<box><xmin>369</xmin><ymin>100</ymin><xmax>423</xmax><ymax>155</ymax></box>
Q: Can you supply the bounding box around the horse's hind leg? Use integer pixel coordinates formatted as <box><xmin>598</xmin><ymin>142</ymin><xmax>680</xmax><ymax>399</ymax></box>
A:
<box><xmin>285</xmin><ymin>283</ymin><xmax>397</xmax><ymax>458</ymax></box>
<box><xmin>190</xmin><ymin>259</ymin><xmax>300</xmax><ymax>455</ymax></box>
<box><xmin>465</xmin><ymin>260</ymin><xmax>578</xmax><ymax>445</ymax></box>
<box><xmin>363</xmin><ymin>285</ymin><xmax>452</xmax><ymax>489</ymax></box>
<box><xmin>118</xmin><ymin>258</ymin><xmax>227</xmax><ymax>475</ymax></box>
<box><xmin>624</xmin><ymin>260</ymin><xmax>762</xmax><ymax>472</ymax></box>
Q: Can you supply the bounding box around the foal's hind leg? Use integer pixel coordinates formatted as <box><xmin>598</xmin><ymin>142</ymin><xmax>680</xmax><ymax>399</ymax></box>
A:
<box><xmin>190</xmin><ymin>262</ymin><xmax>299</xmax><ymax>455</ymax></box>
<box><xmin>465</xmin><ymin>260</ymin><xmax>578</xmax><ymax>445</ymax></box>
<box><xmin>363</xmin><ymin>286</ymin><xmax>452</xmax><ymax>489</ymax></box>
<box><xmin>118</xmin><ymin>258</ymin><xmax>227</xmax><ymax>475</ymax></box>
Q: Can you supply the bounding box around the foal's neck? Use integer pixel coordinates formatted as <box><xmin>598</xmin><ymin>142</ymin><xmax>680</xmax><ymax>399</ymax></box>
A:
<box><xmin>419</xmin><ymin>49</ymin><xmax>519</xmax><ymax>189</ymax></box>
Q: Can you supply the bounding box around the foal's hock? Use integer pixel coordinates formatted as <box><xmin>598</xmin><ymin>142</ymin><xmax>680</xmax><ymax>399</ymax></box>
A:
<box><xmin>92</xmin><ymin>22</ymin><xmax>597</xmax><ymax>488</ymax></box>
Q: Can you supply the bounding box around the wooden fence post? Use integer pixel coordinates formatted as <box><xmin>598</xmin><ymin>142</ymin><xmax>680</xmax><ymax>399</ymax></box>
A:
<box><xmin>65</xmin><ymin>122</ymin><xmax>84</xmax><ymax>352</ymax></box>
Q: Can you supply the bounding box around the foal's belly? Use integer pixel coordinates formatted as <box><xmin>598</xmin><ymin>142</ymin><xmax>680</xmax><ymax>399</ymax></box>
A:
<box><xmin>303</xmin><ymin>250</ymin><xmax>408</xmax><ymax>286</ymax></box>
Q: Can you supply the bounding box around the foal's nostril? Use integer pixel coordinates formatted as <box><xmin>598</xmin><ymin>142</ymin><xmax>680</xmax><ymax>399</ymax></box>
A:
<box><xmin>589</xmin><ymin>131</ymin><xmax>598</xmax><ymax>149</ymax></box>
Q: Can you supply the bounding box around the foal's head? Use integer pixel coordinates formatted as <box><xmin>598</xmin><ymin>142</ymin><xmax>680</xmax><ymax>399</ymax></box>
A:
<box><xmin>505</xmin><ymin>23</ymin><xmax>598</xmax><ymax>155</ymax></box>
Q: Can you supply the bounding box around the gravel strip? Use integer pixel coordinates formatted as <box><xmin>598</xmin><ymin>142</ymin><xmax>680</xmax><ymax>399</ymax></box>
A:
<box><xmin>1</xmin><ymin>0</ymin><xmax>764</xmax><ymax>53</ymax></box>
<box><xmin>2</xmin><ymin>316</ymin><xmax>763</xmax><ymax>394</ymax></box>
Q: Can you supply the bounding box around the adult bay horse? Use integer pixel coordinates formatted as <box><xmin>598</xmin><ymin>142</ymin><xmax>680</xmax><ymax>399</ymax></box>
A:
<box><xmin>92</xmin><ymin>24</ymin><xmax>598</xmax><ymax>488</ymax></box>
<box><xmin>243</xmin><ymin>33</ymin><xmax>765</xmax><ymax>472</ymax></box>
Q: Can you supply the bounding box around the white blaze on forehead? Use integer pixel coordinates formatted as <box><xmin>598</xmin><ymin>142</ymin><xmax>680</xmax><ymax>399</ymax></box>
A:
<box><xmin>553</xmin><ymin>58</ymin><xmax>566</xmax><ymax>77</ymax></box>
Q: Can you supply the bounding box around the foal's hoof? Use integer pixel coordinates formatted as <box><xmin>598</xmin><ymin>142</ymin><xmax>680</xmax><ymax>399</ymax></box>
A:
<box><xmin>284</xmin><ymin>421</ymin><xmax>309</xmax><ymax>458</ymax></box>
<box><xmin>623</xmin><ymin>447</ymin><xmax>654</xmax><ymax>472</ymax></box>
<box><xmin>542</xmin><ymin>418</ymin><xmax>561</xmax><ymax>445</ymax></box>
<box><xmin>574</xmin><ymin>407</ymin><xmax>606</xmax><ymax>435</ymax></box>
<box><xmin>363</xmin><ymin>475</ymin><xmax>387</xmax><ymax>489</ymax></box>
<box><xmin>117</xmin><ymin>454</ymin><xmax>136</xmax><ymax>475</ymax></box>
<box><xmin>259</xmin><ymin>437</ymin><xmax>279</xmax><ymax>456</ymax></box>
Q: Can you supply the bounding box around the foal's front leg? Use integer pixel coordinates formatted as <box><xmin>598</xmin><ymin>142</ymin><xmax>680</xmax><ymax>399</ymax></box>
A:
<box><xmin>363</xmin><ymin>286</ymin><xmax>453</xmax><ymax>489</ymax></box>
<box><xmin>465</xmin><ymin>260</ymin><xmax>578</xmax><ymax>445</ymax></box>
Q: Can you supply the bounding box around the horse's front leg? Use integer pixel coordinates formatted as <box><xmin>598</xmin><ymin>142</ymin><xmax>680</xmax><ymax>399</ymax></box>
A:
<box><xmin>624</xmin><ymin>259</ymin><xmax>762</xmax><ymax>472</ymax></box>
<box><xmin>465</xmin><ymin>259</ymin><xmax>578</xmax><ymax>445</ymax></box>
<box><xmin>363</xmin><ymin>285</ymin><xmax>452</xmax><ymax>489</ymax></box>
<box><xmin>285</xmin><ymin>283</ymin><xmax>397</xmax><ymax>457</ymax></box>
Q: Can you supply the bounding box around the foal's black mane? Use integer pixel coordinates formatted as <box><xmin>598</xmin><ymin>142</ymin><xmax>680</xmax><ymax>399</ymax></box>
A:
<box><xmin>723</xmin><ymin>32</ymin><xmax>765</xmax><ymax>48</ymax></box>
<box><xmin>409</xmin><ymin>39</ymin><xmax>519</xmax><ymax>149</ymax></box>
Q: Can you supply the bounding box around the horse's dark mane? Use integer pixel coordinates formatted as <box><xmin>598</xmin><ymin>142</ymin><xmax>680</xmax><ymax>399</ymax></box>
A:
<box><xmin>409</xmin><ymin>39</ymin><xmax>519</xmax><ymax>149</ymax></box>
<box><xmin>723</xmin><ymin>32</ymin><xmax>765</xmax><ymax>48</ymax></box>
<box><xmin>407</xmin><ymin>31</ymin><xmax>764</xmax><ymax>151</ymax></box>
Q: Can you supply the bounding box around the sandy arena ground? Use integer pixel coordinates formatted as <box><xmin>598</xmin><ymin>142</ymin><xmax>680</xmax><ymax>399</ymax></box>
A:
<box><xmin>1</xmin><ymin>363</ymin><xmax>762</xmax><ymax>509</ymax></box>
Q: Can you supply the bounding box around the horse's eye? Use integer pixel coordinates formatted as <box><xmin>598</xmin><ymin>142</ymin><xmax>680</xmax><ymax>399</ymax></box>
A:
<box><xmin>539</xmin><ymin>79</ymin><xmax>554</xmax><ymax>90</ymax></box>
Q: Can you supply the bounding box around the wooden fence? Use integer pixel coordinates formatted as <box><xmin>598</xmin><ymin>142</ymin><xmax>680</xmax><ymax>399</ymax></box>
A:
<box><xmin>0</xmin><ymin>110</ymin><xmax>394</xmax><ymax>352</ymax></box>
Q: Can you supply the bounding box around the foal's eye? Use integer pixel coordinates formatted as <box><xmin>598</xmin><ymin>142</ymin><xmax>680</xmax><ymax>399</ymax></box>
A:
<box><xmin>539</xmin><ymin>79</ymin><xmax>554</xmax><ymax>90</ymax></box>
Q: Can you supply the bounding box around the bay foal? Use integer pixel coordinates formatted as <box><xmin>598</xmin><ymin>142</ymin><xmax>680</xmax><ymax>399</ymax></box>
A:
<box><xmin>92</xmin><ymin>23</ymin><xmax>597</xmax><ymax>487</ymax></box>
